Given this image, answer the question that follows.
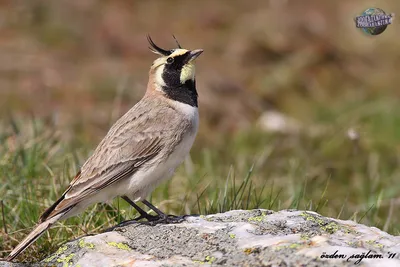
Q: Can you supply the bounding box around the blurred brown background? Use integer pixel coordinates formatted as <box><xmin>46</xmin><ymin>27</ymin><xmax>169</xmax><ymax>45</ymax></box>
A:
<box><xmin>0</xmin><ymin>0</ymin><xmax>399</xmax><ymax>143</ymax></box>
<box><xmin>3</xmin><ymin>1</ymin><xmax>400</xmax><ymax>260</ymax></box>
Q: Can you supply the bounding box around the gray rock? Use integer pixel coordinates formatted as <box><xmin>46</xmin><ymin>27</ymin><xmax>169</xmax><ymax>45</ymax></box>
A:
<box><xmin>2</xmin><ymin>209</ymin><xmax>400</xmax><ymax>267</ymax></box>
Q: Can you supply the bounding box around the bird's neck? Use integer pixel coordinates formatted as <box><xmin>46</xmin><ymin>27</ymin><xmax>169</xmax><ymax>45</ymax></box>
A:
<box><xmin>161</xmin><ymin>79</ymin><xmax>198</xmax><ymax>107</ymax></box>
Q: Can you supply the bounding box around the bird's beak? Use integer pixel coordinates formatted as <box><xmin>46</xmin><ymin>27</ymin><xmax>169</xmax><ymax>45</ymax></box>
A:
<box><xmin>188</xmin><ymin>49</ymin><xmax>203</xmax><ymax>62</ymax></box>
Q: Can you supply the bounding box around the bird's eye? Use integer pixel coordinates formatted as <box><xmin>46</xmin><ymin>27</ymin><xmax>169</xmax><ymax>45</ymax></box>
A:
<box><xmin>167</xmin><ymin>57</ymin><xmax>174</xmax><ymax>64</ymax></box>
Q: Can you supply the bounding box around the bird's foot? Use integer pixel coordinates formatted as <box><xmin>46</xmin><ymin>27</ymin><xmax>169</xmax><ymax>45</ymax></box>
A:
<box><xmin>106</xmin><ymin>220</ymin><xmax>140</xmax><ymax>231</ymax></box>
<box><xmin>107</xmin><ymin>214</ymin><xmax>186</xmax><ymax>232</ymax></box>
<box><xmin>112</xmin><ymin>213</ymin><xmax>157</xmax><ymax>227</ymax></box>
<box><xmin>144</xmin><ymin>214</ymin><xmax>187</xmax><ymax>225</ymax></box>
<box><xmin>132</xmin><ymin>213</ymin><xmax>160</xmax><ymax>222</ymax></box>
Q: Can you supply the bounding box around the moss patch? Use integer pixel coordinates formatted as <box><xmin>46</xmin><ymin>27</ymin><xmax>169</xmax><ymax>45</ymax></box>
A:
<box><xmin>274</xmin><ymin>242</ymin><xmax>303</xmax><ymax>251</ymax></box>
<box><xmin>56</xmin><ymin>253</ymin><xmax>75</xmax><ymax>267</ymax></box>
<box><xmin>193</xmin><ymin>255</ymin><xmax>216</xmax><ymax>264</ymax></box>
<box><xmin>78</xmin><ymin>239</ymin><xmax>95</xmax><ymax>249</ymax></box>
<box><xmin>300</xmin><ymin>233</ymin><xmax>311</xmax><ymax>240</ymax></box>
<box><xmin>243</xmin><ymin>247</ymin><xmax>261</xmax><ymax>255</ymax></box>
<box><xmin>366</xmin><ymin>240</ymin><xmax>384</xmax><ymax>248</ymax></box>
<box><xmin>107</xmin><ymin>241</ymin><xmax>131</xmax><ymax>251</ymax></box>
<box><xmin>43</xmin><ymin>245</ymin><xmax>69</xmax><ymax>263</ymax></box>
<box><xmin>300</xmin><ymin>212</ymin><xmax>354</xmax><ymax>235</ymax></box>
<box><xmin>248</xmin><ymin>211</ymin><xmax>268</xmax><ymax>222</ymax></box>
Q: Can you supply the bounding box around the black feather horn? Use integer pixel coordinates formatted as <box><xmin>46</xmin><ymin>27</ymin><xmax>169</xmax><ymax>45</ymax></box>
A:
<box><xmin>172</xmin><ymin>35</ymin><xmax>182</xmax><ymax>49</ymax></box>
<box><xmin>147</xmin><ymin>35</ymin><xmax>171</xmax><ymax>56</ymax></box>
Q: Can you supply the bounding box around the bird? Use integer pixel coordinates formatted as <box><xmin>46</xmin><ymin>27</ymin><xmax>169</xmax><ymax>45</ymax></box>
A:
<box><xmin>6</xmin><ymin>35</ymin><xmax>203</xmax><ymax>261</ymax></box>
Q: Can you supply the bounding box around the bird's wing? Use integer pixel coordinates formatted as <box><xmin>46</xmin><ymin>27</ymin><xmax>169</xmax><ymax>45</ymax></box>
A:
<box><xmin>40</xmin><ymin>101</ymin><xmax>175</xmax><ymax>222</ymax></box>
<box><xmin>40</xmin><ymin>131</ymin><xmax>164</xmax><ymax>222</ymax></box>
<box><xmin>68</xmin><ymin>132</ymin><xmax>164</xmax><ymax>198</ymax></box>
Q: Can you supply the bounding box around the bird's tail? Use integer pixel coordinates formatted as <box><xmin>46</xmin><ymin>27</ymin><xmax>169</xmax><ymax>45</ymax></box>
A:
<box><xmin>6</xmin><ymin>213</ymin><xmax>63</xmax><ymax>262</ymax></box>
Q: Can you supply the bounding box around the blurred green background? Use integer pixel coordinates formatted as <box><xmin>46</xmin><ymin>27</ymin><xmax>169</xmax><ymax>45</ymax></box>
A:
<box><xmin>1</xmin><ymin>0</ymin><xmax>400</xmax><ymax>261</ymax></box>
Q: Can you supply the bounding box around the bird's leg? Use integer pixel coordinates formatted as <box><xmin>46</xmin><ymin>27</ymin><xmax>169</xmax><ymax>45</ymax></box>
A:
<box><xmin>141</xmin><ymin>199</ymin><xmax>186</xmax><ymax>224</ymax></box>
<box><xmin>121</xmin><ymin>196</ymin><xmax>158</xmax><ymax>222</ymax></box>
<box><xmin>111</xmin><ymin>198</ymin><xmax>186</xmax><ymax>229</ymax></box>
<box><xmin>141</xmin><ymin>199</ymin><xmax>166</xmax><ymax>218</ymax></box>
<box><xmin>110</xmin><ymin>196</ymin><xmax>159</xmax><ymax>230</ymax></box>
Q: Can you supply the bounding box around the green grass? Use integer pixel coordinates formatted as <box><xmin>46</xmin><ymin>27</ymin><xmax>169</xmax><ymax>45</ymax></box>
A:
<box><xmin>1</xmin><ymin>0</ymin><xmax>400</xmax><ymax>262</ymax></box>
<box><xmin>1</xmin><ymin>96</ymin><xmax>400</xmax><ymax>261</ymax></box>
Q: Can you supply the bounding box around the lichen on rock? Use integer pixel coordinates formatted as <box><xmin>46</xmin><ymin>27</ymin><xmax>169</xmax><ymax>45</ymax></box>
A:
<box><xmin>2</xmin><ymin>209</ymin><xmax>400</xmax><ymax>267</ymax></box>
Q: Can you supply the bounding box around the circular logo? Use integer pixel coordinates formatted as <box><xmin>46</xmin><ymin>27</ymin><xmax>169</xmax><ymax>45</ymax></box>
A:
<box><xmin>355</xmin><ymin>8</ymin><xmax>394</xmax><ymax>36</ymax></box>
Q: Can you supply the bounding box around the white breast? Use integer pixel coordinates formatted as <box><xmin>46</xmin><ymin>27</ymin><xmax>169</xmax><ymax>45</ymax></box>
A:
<box><xmin>166</xmin><ymin>102</ymin><xmax>199</xmax><ymax>168</ymax></box>
<box><xmin>124</xmin><ymin>102</ymin><xmax>199</xmax><ymax>201</ymax></box>
<box><xmin>171</xmin><ymin>100</ymin><xmax>199</xmax><ymax>132</ymax></box>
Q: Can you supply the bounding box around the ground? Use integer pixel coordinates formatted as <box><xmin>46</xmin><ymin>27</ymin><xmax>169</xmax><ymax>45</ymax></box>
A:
<box><xmin>2</xmin><ymin>209</ymin><xmax>400</xmax><ymax>267</ymax></box>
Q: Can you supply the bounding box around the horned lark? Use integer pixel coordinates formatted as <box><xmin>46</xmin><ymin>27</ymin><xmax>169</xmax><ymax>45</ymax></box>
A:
<box><xmin>6</xmin><ymin>35</ymin><xmax>203</xmax><ymax>261</ymax></box>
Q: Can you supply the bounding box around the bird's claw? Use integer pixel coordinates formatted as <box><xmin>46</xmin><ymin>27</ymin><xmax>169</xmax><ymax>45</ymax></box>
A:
<box><xmin>107</xmin><ymin>213</ymin><xmax>187</xmax><ymax>232</ymax></box>
<box><xmin>146</xmin><ymin>214</ymin><xmax>186</xmax><ymax>225</ymax></box>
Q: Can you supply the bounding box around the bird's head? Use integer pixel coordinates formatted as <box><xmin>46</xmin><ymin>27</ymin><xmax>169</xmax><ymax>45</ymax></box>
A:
<box><xmin>147</xmin><ymin>35</ymin><xmax>203</xmax><ymax>107</ymax></box>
